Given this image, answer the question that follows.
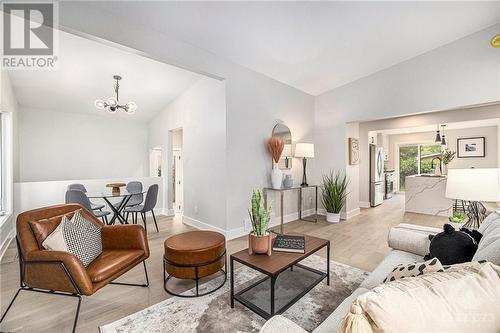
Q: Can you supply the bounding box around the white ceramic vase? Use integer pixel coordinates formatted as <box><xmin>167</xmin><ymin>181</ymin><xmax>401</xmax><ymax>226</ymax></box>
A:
<box><xmin>326</xmin><ymin>212</ymin><xmax>340</xmax><ymax>223</ymax></box>
<box><xmin>271</xmin><ymin>163</ymin><xmax>283</xmax><ymax>189</ymax></box>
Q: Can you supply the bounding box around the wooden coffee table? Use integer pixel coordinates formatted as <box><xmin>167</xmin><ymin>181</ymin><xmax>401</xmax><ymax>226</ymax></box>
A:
<box><xmin>230</xmin><ymin>234</ymin><xmax>330</xmax><ymax>319</ymax></box>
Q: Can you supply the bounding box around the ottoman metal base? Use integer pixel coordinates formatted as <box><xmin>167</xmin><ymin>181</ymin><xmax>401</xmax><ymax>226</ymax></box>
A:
<box><xmin>163</xmin><ymin>251</ymin><xmax>227</xmax><ymax>298</ymax></box>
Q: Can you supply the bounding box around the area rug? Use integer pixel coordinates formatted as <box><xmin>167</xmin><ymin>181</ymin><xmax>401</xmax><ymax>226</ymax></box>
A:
<box><xmin>99</xmin><ymin>255</ymin><xmax>367</xmax><ymax>333</ymax></box>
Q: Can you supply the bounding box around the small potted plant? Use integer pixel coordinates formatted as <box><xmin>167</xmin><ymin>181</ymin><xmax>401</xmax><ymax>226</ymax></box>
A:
<box><xmin>321</xmin><ymin>170</ymin><xmax>349</xmax><ymax>223</ymax></box>
<box><xmin>441</xmin><ymin>150</ymin><xmax>456</xmax><ymax>175</ymax></box>
<box><xmin>448</xmin><ymin>211</ymin><xmax>466</xmax><ymax>230</ymax></box>
<box><xmin>248</xmin><ymin>189</ymin><xmax>273</xmax><ymax>255</ymax></box>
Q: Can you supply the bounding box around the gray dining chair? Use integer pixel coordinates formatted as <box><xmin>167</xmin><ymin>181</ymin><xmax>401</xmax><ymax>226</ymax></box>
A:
<box><xmin>124</xmin><ymin>184</ymin><xmax>159</xmax><ymax>233</ymax></box>
<box><xmin>67</xmin><ymin>183</ymin><xmax>105</xmax><ymax>211</ymax></box>
<box><xmin>118</xmin><ymin>181</ymin><xmax>144</xmax><ymax>218</ymax></box>
<box><xmin>65</xmin><ymin>190</ymin><xmax>111</xmax><ymax>224</ymax></box>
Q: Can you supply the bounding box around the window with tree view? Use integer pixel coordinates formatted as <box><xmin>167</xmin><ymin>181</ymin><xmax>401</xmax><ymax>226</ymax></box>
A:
<box><xmin>399</xmin><ymin>144</ymin><xmax>442</xmax><ymax>192</ymax></box>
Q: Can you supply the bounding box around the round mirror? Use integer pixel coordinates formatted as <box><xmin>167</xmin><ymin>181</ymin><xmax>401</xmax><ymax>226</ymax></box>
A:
<box><xmin>272</xmin><ymin>123</ymin><xmax>292</xmax><ymax>169</ymax></box>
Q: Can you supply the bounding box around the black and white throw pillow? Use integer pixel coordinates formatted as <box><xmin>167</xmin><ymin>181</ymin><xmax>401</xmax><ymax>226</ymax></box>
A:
<box><xmin>43</xmin><ymin>211</ymin><xmax>102</xmax><ymax>267</ymax></box>
<box><xmin>384</xmin><ymin>257</ymin><xmax>444</xmax><ymax>283</ymax></box>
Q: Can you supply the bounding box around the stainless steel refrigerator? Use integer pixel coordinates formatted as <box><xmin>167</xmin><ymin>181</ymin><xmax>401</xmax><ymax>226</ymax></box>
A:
<box><xmin>370</xmin><ymin>144</ymin><xmax>384</xmax><ymax>207</ymax></box>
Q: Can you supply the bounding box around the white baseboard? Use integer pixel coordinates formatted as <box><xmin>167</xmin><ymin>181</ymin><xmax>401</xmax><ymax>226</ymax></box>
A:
<box><xmin>359</xmin><ymin>201</ymin><xmax>371</xmax><ymax>208</ymax></box>
<box><xmin>182</xmin><ymin>215</ymin><xmax>227</xmax><ymax>236</ymax></box>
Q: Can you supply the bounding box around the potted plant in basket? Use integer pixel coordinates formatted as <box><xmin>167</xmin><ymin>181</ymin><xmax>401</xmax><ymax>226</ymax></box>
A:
<box><xmin>321</xmin><ymin>170</ymin><xmax>349</xmax><ymax>223</ymax></box>
<box><xmin>248</xmin><ymin>189</ymin><xmax>273</xmax><ymax>256</ymax></box>
<box><xmin>441</xmin><ymin>150</ymin><xmax>456</xmax><ymax>175</ymax></box>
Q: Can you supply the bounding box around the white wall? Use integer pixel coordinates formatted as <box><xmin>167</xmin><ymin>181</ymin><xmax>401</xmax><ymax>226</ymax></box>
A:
<box><xmin>13</xmin><ymin>176</ymin><xmax>163</xmax><ymax>217</ymax></box>
<box><xmin>315</xmin><ymin>25</ymin><xmax>500</xmax><ymax>212</ymax></box>
<box><xmin>18</xmin><ymin>108</ymin><xmax>149</xmax><ymax>182</ymax></box>
<box><xmin>387</xmin><ymin>125</ymin><xmax>499</xmax><ymax>191</ymax></box>
<box><xmin>149</xmin><ymin>77</ymin><xmax>227</xmax><ymax>231</ymax></box>
<box><xmin>58</xmin><ymin>4</ymin><xmax>315</xmax><ymax>237</ymax></box>
<box><xmin>0</xmin><ymin>70</ymin><xmax>19</xmax><ymax>258</ymax></box>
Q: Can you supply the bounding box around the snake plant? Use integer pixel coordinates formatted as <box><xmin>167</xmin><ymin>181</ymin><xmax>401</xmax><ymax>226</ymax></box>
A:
<box><xmin>248</xmin><ymin>189</ymin><xmax>272</xmax><ymax>236</ymax></box>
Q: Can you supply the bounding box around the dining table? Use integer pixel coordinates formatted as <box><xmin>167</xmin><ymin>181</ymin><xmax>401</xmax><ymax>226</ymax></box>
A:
<box><xmin>87</xmin><ymin>189</ymin><xmax>146</xmax><ymax>225</ymax></box>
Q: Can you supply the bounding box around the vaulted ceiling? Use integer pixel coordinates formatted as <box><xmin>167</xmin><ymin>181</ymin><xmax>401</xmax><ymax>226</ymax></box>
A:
<box><xmin>87</xmin><ymin>1</ymin><xmax>500</xmax><ymax>95</ymax></box>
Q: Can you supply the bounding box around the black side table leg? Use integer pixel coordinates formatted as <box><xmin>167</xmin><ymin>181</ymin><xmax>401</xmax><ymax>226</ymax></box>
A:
<box><xmin>270</xmin><ymin>275</ymin><xmax>276</xmax><ymax>315</ymax></box>
<box><xmin>326</xmin><ymin>243</ymin><xmax>330</xmax><ymax>286</ymax></box>
<box><xmin>230</xmin><ymin>257</ymin><xmax>234</xmax><ymax>308</ymax></box>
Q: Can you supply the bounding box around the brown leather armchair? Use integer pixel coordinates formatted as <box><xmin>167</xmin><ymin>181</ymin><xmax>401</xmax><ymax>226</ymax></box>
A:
<box><xmin>0</xmin><ymin>204</ymin><xmax>150</xmax><ymax>332</ymax></box>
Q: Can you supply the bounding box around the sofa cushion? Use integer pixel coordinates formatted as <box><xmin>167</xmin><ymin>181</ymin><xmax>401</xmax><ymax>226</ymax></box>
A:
<box><xmin>359</xmin><ymin>250</ymin><xmax>422</xmax><ymax>290</ymax></box>
<box><xmin>473</xmin><ymin>219</ymin><xmax>500</xmax><ymax>265</ymax></box>
<box><xmin>478</xmin><ymin>211</ymin><xmax>500</xmax><ymax>235</ymax></box>
<box><xmin>87</xmin><ymin>249</ymin><xmax>144</xmax><ymax>283</ymax></box>
<box><xmin>314</xmin><ymin>287</ymin><xmax>369</xmax><ymax>333</ymax></box>
<box><xmin>341</xmin><ymin>262</ymin><xmax>500</xmax><ymax>333</ymax></box>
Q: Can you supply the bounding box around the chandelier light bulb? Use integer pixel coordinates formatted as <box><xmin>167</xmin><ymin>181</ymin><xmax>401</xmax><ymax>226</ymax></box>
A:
<box><xmin>108</xmin><ymin>106</ymin><xmax>118</xmax><ymax>113</ymax></box>
<box><xmin>107</xmin><ymin>97</ymin><xmax>118</xmax><ymax>107</ymax></box>
<box><xmin>94</xmin><ymin>99</ymin><xmax>105</xmax><ymax>109</ymax></box>
<box><xmin>125</xmin><ymin>101</ymin><xmax>137</xmax><ymax>114</ymax></box>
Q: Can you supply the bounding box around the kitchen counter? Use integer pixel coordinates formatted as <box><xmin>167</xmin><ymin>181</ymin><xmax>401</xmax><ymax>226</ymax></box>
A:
<box><xmin>405</xmin><ymin>175</ymin><xmax>453</xmax><ymax>217</ymax></box>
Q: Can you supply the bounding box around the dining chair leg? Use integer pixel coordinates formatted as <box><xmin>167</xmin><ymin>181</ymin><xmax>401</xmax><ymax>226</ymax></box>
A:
<box><xmin>101</xmin><ymin>216</ymin><xmax>106</xmax><ymax>225</ymax></box>
<box><xmin>134</xmin><ymin>212</ymin><xmax>138</xmax><ymax>225</ymax></box>
<box><xmin>151</xmin><ymin>210</ymin><xmax>159</xmax><ymax>232</ymax></box>
<box><xmin>125</xmin><ymin>212</ymin><xmax>130</xmax><ymax>223</ymax></box>
<box><xmin>140</xmin><ymin>212</ymin><xmax>147</xmax><ymax>233</ymax></box>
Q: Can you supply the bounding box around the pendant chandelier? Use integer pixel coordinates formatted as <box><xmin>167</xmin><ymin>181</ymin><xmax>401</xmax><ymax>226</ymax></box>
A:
<box><xmin>440</xmin><ymin>124</ymin><xmax>447</xmax><ymax>146</ymax></box>
<box><xmin>94</xmin><ymin>75</ymin><xmax>137</xmax><ymax>114</ymax></box>
<box><xmin>434</xmin><ymin>124</ymin><xmax>441</xmax><ymax>143</ymax></box>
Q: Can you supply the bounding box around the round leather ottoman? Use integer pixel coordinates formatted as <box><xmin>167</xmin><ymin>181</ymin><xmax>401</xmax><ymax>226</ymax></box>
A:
<box><xmin>163</xmin><ymin>231</ymin><xmax>226</xmax><ymax>297</ymax></box>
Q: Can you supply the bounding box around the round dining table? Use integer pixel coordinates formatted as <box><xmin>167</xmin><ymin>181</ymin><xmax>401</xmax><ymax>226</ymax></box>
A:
<box><xmin>87</xmin><ymin>189</ymin><xmax>146</xmax><ymax>225</ymax></box>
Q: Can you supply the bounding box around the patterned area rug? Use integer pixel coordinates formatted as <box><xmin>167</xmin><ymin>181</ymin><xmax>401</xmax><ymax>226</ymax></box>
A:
<box><xmin>100</xmin><ymin>255</ymin><xmax>367</xmax><ymax>333</ymax></box>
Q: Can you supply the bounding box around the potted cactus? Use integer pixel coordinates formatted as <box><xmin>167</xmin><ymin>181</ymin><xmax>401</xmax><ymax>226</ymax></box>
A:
<box><xmin>248</xmin><ymin>189</ymin><xmax>272</xmax><ymax>256</ymax></box>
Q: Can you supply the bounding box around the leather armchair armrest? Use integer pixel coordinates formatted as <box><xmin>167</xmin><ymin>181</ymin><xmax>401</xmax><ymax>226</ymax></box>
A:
<box><xmin>24</xmin><ymin>250</ymin><xmax>94</xmax><ymax>295</ymax></box>
<box><xmin>101</xmin><ymin>225</ymin><xmax>150</xmax><ymax>257</ymax></box>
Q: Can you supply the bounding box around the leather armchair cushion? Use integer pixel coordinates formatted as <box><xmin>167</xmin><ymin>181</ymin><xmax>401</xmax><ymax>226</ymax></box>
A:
<box><xmin>28</xmin><ymin>210</ymin><xmax>78</xmax><ymax>249</ymax></box>
<box><xmin>87</xmin><ymin>249</ymin><xmax>145</xmax><ymax>283</ymax></box>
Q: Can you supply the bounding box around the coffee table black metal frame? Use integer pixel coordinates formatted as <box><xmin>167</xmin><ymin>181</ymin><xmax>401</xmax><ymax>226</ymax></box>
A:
<box><xmin>230</xmin><ymin>241</ymin><xmax>330</xmax><ymax>320</ymax></box>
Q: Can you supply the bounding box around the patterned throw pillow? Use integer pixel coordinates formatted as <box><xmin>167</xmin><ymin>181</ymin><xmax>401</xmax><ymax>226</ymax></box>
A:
<box><xmin>384</xmin><ymin>257</ymin><xmax>444</xmax><ymax>283</ymax></box>
<box><xmin>42</xmin><ymin>211</ymin><xmax>102</xmax><ymax>266</ymax></box>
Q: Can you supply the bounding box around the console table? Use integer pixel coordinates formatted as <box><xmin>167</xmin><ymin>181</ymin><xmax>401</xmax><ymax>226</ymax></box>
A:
<box><xmin>263</xmin><ymin>185</ymin><xmax>318</xmax><ymax>234</ymax></box>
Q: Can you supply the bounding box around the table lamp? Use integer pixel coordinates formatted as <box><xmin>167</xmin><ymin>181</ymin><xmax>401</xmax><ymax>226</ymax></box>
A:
<box><xmin>446</xmin><ymin>168</ymin><xmax>500</xmax><ymax>229</ymax></box>
<box><xmin>295</xmin><ymin>143</ymin><xmax>314</xmax><ymax>186</ymax></box>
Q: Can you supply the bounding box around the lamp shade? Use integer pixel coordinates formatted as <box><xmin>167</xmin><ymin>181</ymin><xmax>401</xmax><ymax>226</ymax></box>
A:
<box><xmin>446</xmin><ymin>168</ymin><xmax>500</xmax><ymax>202</ymax></box>
<box><xmin>295</xmin><ymin>143</ymin><xmax>314</xmax><ymax>158</ymax></box>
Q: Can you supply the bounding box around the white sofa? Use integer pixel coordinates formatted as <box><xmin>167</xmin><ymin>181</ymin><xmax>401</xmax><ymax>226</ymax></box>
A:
<box><xmin>260</xmin><ymin>211</ymin><xmax>500</xmax><ymax>333</ymax></box>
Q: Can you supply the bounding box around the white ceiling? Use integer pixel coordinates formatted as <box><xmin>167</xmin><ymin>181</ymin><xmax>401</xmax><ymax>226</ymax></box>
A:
<box><xmin>8</xmin><ymin>28</ymin><xmax>203</xmax><ymax>122</ymax></box>
<box><xmin>88</xmin><ymin>1</ymin><xmax>500</xmax><ymax>95</ymax></box>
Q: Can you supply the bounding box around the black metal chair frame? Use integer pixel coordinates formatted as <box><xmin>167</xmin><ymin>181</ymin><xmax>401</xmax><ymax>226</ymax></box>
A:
<box><xmin>127</xmin><ymin>210</ymin><xmax>159</xmax><ymax>233</ymax></box>
<box><xmin>0</xmin><ymin>237</ymin><xmax>149</xmax><ymax>333</ymax></box>
<box><xmin>163</xmin><ymin>250</ymin><xmax>227</xmax><ymax>298</ymax></box>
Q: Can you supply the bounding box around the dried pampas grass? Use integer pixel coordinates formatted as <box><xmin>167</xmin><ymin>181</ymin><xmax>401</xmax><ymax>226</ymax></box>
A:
<box><xmin>267</xmin><ymin>137</ymin><xmax>284</xmax><ymax>163</ymax></box>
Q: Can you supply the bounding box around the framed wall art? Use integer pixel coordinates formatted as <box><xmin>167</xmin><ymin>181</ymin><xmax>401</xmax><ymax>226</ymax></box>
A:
<box><xmin>457</xmin><ymin>137</ymin><xmax>485</xmax><ymax>158</ymax></box>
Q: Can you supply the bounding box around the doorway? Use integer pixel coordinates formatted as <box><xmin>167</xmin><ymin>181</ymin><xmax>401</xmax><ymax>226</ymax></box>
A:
<box><xmin>149</xmin><ymin>147</ymin><xmax>162</xmax><ymax>177</ymax></box>
<box><xmin>171</xmin><ymin>129</ymin><xmax>183</xmax><ymax>214</ymax></box>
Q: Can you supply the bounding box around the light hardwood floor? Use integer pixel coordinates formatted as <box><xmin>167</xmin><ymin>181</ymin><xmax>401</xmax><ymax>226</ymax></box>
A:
<box><xmin>0</xmin><ymin>194</ymin><xmax>446</xmax><ymax>332</ymax></box>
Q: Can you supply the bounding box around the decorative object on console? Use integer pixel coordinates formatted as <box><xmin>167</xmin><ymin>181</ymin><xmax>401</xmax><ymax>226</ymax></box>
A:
<box><xmin>321</xmin><ymin>170</ymin><xmax>349</xmax><ymax>223</ymax></box>
<box><xmin>271</xmin><ymin>123</ymin><xmax>292</xmax><ymax>170</ymax></box>
<box><xmin>440</xmin><ymin>149</ymin><xmax>456</xmax><ymax>175</ymax></box>
<box><xmin>95</xmin><ymin>75</ymin><xmax>137</xmax><ymax>114</ymax></box>
<box><xmin>348</xmin><ymin>138</ymin><xmax>359</xmax><ymax>165</ymax></box>
<box><xmin>248</xmin><ymin>189</ymin><xmax>272</xmax><ymax>256</ymax></box>
<box><xmin>423</xmin><ymin>224</ymin><xmax>482</xmax><ymax>265</ymax></box>
<box><xmin>446</xmin><ymin>168</ymin><xmax>500</xmax><ymax>229</ymax></box>
<box><xmin>283</xmin><ymin>174</ymin><xmax>293</xmax><ymax>188</ymax></box>
<box><xmin>295</xmin><ymin>143</ymin><xmax>314</xmax><ymax>186</ymax></box>
<box><xmin>272</xmin><ymin>234</ymin><xmax>305</xmax><ymax>253</ymax></box>
<box><xmin>106</xmin><ymin>182</ymin><xmax>126</xmax><ymax>195</ymax></box>
<box><xmin>457</xmin><ymin>137</ymin><xmax>485</xmax><ymax>158</ymax></box>
<box><xmin>383</xmin><ymin>257</ymin><xmax>444</xmax><ymax>283</ymax></box>
<box><xmin>267</xmin><ymin>137</ymin><xmax>285</xmax><ymax>189</ymax></box>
